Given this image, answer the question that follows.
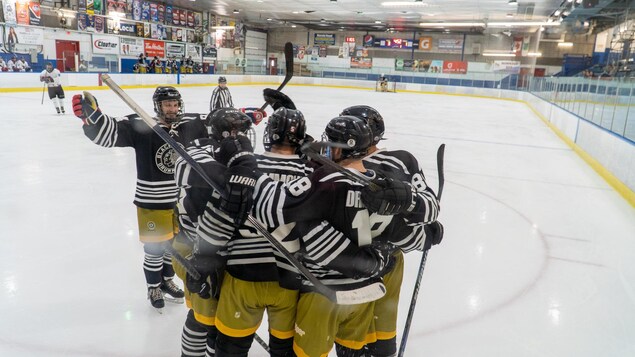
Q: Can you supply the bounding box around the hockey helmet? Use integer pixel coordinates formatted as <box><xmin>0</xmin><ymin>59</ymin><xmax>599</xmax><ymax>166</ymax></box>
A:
<box><xmin>153</xmin><ymin>86</ymin><xmax>184</xmax><ymax>124</ymax></box>
<box><xmin>218</xmin><ymin>76</ymin><xmax>227</xmax><ymax>84</ymax></box>
<box><xmin>207</xmin><ymin>108</ymin><xmax>252</xmax><ymax>141</ymax></box>
<box><xmin>45</xmin><ymin>62</ymin><xmax>53</xmax><ymax>72</ymax></box>
<box><xmin>324</xmin><ymin>115</ymin><xmax>373</xmax><ymax>161</ymax></box>
<box><xmin>263</xmin><ymin>108</ymin><xmax>306</xmax><ymax>151</ymax></box>
<box><xmin>340</xmin><ymin>105</ymin><xmax>385</xmax><ymax>146</ymax></box>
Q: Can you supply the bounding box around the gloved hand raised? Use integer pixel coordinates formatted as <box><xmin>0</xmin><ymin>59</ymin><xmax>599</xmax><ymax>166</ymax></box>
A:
<box><xmin>263</xmin><ymin>88</ymin><xmax>296</xmax><ymax>110</ymax></box>
<box><xmin>422</xmin><ymin>221</ymin><xmax>444</xmax><ymax>251</ymax></box>
<box><xmin>361</xmin><ymin>173</ymin><xmax>415</xmax><ymax>215</ymax></box>
<box><xmin>72</xmin><ymin>91</ymin><xmax>103</xmax><ymax>124</ymax></box>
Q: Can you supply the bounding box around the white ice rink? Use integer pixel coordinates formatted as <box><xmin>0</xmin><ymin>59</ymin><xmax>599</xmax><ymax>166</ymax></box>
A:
<box><xmin>1</xmin><ymin>84</ymin><xmax>634</xmax><ymax>356</ymax></box>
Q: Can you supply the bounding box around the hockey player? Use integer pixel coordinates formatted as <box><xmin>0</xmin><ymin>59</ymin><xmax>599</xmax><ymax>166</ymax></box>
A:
<box><xmin>165</xmin><ymin>56</ymin><xmax>177</xmax><ymax>74</ymax></box>
<box><xmin>341</xmin><ymin>105</ymin><xmax>443</xmax><ymax>356</ymax></box>
<box><xmin>214</xmin><ymin>115</ymin><xmax>434</xmax><ymax>357</ymax></box>
<box><xmin>40</xmin><ymin>62</ymin><xmax>66</xmax><ymax>114</ymax></box>
<box><xmin>379</xmin><ymin>74</ymin><xmax>388</xmax><ymax>92</ymax></box>
<box><xmin>0</xmin><ymin>57</ymin><xmax>7</xmax><ymax>72</ymax></box>
<box><xmin>209</xmin><ymin>77</ymin><xmax>234</xmax><ymax>112</ymax></box>
<box><xmin>6</xmin><ymin>55</ymin><xmax>17</xmax><ymax>72</ymax></box>
<box><xmin>71</xmin><ymin>86</ymin><xmax>208</xmax><ymax>312</ymax></box>
<box><xmin>150</xmin><ymin>56</ymin><xmax>163</xmax><ymax>73</ymax></box>
<box><xmin>138</xmin><ymin>53</ymin><xmax>148</xmax><ymax>73</ymax></box>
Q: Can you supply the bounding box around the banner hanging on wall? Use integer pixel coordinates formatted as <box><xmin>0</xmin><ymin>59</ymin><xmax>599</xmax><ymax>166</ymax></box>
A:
<box><xmin>15</xmin><ymin>2</ymin><xmax>30</xmax><ymax>25</ymax></box>
<box><xmin>314</xmin><ymin>33</ymin><xmax>335</xmax><ymax>46</ymax></box>
<box><xmin>350</xmin><ymin>57</ymin><xmax>372</xmax><ymax>69</ymax></box>
<box><xmin>144</xmin><ymin>39</ymin><xmax>165</xmax><ymax>57</ymax></box>
<box><xmin>28</xmin><ymin>2</ymin><xmax>41</xmax><ymax>26</ymax></box>
<box><xmin>92</xmin><ymin>34</ymin><xmax>120</xmax><ymax>54</ymax></box>
<box><xmin>120</xmin><ymin>37</ymin><xmax>144</xmax><ymax>56</ymax></box>
<box><xmin>186</xmin><ymin>44</ymin><xmax>201</xmax><ymax>60</ymax></box>
<box><xmin>442</xmin><ymin>61</ymin><xmax>468</xmax><ymax>74</ymax></box>
<box><xmin>3</xmin><ymin>0</ymin><xmax>17</xmax><ymax>26</ymax></box>
<box><xmin>165</xmin><ymin>42</ymin><xmax>185</xmax><ymax>57</ymax></box>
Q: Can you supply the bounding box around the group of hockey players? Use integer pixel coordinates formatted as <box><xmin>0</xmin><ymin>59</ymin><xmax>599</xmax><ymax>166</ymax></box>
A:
<box><xmin>134</xmin><ymin>53</ymin><xmax>197</xmax><ymax>74</ymax></box>
<box><xmin>70</xmin><ymin>82</ymin><xmax>444</xmax><ymax>357</ymax></box>
<box><xmin>0</xmin><ymin>55</ymin><xmax>32</xmax><ymax>72</ymax></box>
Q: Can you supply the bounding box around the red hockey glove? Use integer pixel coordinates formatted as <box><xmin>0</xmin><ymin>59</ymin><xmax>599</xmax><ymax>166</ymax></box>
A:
<box><xmin>72</xmin><ymin>91</ymin><xmax>102</xmax><ymax>124</ymax></box>
<box><xmin>240</xmin><ymin>107</ymin><xmax>267</xmax><ymax>125</ymax></box>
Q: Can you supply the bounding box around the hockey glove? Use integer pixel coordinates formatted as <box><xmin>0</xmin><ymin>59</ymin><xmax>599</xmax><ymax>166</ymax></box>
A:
<box><xmin>240</xmin><ymin>107</ymin><xmax>267</xmax><ymax>125</ymax></box>
<box><xmin>215</xmin><ymin>135</ymin><xmax>255</xmax><ymax>167</ymax></box>
<box><xmin>263</xmin><ymin>88</ymin><xmax>296</xmax><ymax>110</ymax></box>
<box><xmin>72</xmin><ymin>91</ymin><xmax>102</xmax><ymax>124</ymax></box>
<box><xmin>220</xmin><ymin>164</ymin><xmax>258</xmax><ymax>226</ymax></box>
<box><xmin>186</xmin><ymin>254</ymin><xmax>226</xmax><ymax>300</ymax></box>
<box><xmin>361</xmin><ymin>175</ymin><xmax>416</xmax><ymax>215</ymax></box>
<box><xmin>422</xmin><ymin>221</ymin><xmax>444</xmax><ymax>251</ymax></box>
<box><xmin>352</xmin><ymin>242</ymin><xmax>397</xmax><ymax>279</ymax></box>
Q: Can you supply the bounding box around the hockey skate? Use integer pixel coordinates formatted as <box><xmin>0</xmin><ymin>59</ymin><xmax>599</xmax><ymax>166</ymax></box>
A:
<box><xmin>61</xmin><ymin>107</ymin><xmax>65</xmax><ymax>114</ymax></box>
<box><xmin>56</xmin><ymin>107</ymin><xmax>61</xmax><ymax>114</ymax></box>
<box><xmin>147</xmin><ymin>286</ymin><xmax>165</xmax><ymax>313</ymax></box>
<box><xmin>161</xmin><ymin>279</ymin><xmax>185</xmax><ymax>304</ymax></box>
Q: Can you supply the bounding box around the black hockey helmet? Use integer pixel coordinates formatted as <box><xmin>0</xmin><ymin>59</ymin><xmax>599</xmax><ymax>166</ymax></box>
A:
<box><xmin>263</xmin><ymin>108</ymin><xmax>306</xmax><ymax>151</ymax></box>
<box><xmin>218</xmin><ymin>76</ymin><xmax>227</xmax><ymax>84</ymax></box>
<box><xmin>324</xmin><ymin>115</ymin><xmax>373</xmax><ymax>161</ymax></box>
<box><xmin>207</xmin><ymin>108</ymin><xmax>252</xmax><ymax>141</ymax></box>
<box><xmin>153</xmin><ymin>86</ymin><xmax>184</xmax><ymax>124</ymax></box>
<box><xmin>45</xmin><ymin>62</ymin><xmax>53</xmax><ymax>72</ymax></box>
<box><xmin>340</xmin><ymin>105</ymin><xmax>385</xmax><ymax>146</ymax></box>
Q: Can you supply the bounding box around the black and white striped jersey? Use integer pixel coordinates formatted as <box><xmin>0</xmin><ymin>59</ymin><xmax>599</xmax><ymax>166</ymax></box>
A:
<box><xmin>175</xmin><ymin>149</ymin><xmax>314</xmax><ymax>290</ymax></box>
<box><xmin>362</xmin><ymin>149</ymin><xmax>440</xmax><ymax>252</ymax></box>
<box><xmin>82</xmin><ymin>112</ymin><xmax>208</xmax><ymax>210</ymax></box>
<box><xmin>209</xmin><ymin>86</ymin><xmax>234</xmax><ymax>111</ymax></box>
<box><xmin>251</xmin><ymin>165</ymin><xmax>416</xmax><ymax>292</ymax></box>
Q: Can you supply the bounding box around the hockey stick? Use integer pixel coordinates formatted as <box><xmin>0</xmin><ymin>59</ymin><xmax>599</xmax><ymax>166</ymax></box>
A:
<box><xmin>259</xmin><ymin>42</ymin><xmax>294</xmax><ymax>111</ymax></box>
<box><xmin>254</xmin><ymin>334</ymin><xmax>270</xmax><ymax>353</ymax></box>
<box><xmin>397</xmin><ymin>143</ymin><xmax>445</xmax><ymax>357</ymax></box>
<box><xmin>100</xmin><ymin>74</ymin><xmax>370</xmax><ymax>305</ymax></box>
<box><xmin>41</xmin><ymin>84</ymin><xmax>46</xmax><ymax>105</ymax></box>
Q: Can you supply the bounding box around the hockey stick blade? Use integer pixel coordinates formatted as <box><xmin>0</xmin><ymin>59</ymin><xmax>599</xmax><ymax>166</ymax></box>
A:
<box><xmin>259</xmin><ymin>42</ymin><xmax>294</xmax><ymax>111</ymax></box>
<box><xmin>397</xmin><ymin>143</ymin><xmax>445</xmax><ymax>357</ymax></box>
<box><xmin>101</xmin><ymin>74</ymin><xmax>354</xmax><ymax>305</ymax></box>
<box><xmin>436</xmin><ymin>143</ymin><xmax>445</xmax><ymax>200</ymax></box>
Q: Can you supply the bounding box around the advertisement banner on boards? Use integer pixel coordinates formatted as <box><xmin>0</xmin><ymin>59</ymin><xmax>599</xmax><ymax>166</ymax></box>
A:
<box><xmin>120</xmin><ymin>37</ymin><xmax>144</xmax><ymax>56</ymax></box>
<box><xmin>442</xmin><ymin>61</ymin><xmax>468</xmax><ymax>74</ymax></box>
<box><xmin>350</xmin><ymin>57</ymin><xmax>372</xmax><ymax>69</ymax></box>
<box><xmin>144</xmin><ymin>39</ymin><xmax>165</xmax><ymax>57</ymax></box>
<box><xmin>92</xmin><ymin>34</ymin><xmax>120</xmax><ymax>54</ymax></box>
<box><xmin>419</xmin><ymin>37</ymin><xmax>432</xmax><ymax>50</ymax></box>
<box><xmin>165</xmin><ymin>5</ymin><xmax>173</xmax><ymax>24</ymax></box>
<box><xmin>438</xmin><ymin>38</ymin><xmax>463</xmax><ymax>52</ymax></box>
<box><xmin>165</xmin><ymin>42</ymin><xmax>185</xmax><ymax>58</ymax></box>
<box><xmin>202</xmin><ymin>46</ymin><xmax>217</xmax><ymax>61</ymax></box>
<box><xmin>186</xmin><ymin>44</ymin><xmax>201</xmax><ymax>60</ymax></box>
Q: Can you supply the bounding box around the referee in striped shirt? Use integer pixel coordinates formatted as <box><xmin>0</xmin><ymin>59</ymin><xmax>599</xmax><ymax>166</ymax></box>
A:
<box><xmin>210</xmin><ymin>76</ymin><xmax>234</xmax><ymax>112</ymax></box>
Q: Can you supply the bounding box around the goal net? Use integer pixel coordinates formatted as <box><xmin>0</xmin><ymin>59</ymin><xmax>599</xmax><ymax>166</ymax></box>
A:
<box><xmin>375</xmin><ymin>80</ymin><xmax>397</xmax><ymax>93</ymax></box>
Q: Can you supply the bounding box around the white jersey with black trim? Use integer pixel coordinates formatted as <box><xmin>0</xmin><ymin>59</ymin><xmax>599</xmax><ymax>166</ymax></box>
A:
<box><xmin>40</xmin><ymin>69</ymin><xmax>62</xmax><ymax>87</ymax></box>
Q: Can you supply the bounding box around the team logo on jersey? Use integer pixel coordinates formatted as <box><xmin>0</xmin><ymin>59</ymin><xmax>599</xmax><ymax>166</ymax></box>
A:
<box><xmin>155</xmin><ymin>143</ymin><xmax>179</xmax><ymax>174</ymax></box>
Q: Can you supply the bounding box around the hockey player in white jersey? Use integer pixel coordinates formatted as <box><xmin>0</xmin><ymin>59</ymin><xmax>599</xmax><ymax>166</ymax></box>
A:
<box><xmin>40</xmin><ymin>62</ymin><xmax>66</xmax><ymax>114</ymax></box>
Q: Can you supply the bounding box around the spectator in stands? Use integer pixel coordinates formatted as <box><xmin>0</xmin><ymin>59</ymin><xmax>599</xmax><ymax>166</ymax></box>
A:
<box><xmin>79</xmin><ymin>60</ymin><xmax>88</xmax><ymax>72</ymax></box>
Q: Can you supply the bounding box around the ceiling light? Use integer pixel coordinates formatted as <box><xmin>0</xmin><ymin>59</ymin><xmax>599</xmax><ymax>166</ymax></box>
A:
<box><xmin>381</xmin><ymin>1</ymin><xmax>429</xmax><ymax>6</ymax></box>
<box><xmin>233</xmin><ymin>9</ymin><xmax>239</xmax><ymax>14</ymax></box>
<box><xmin>419</xmin><ymin>22</ymin><xmax>484</xmax><ymax>27</ymax></box>
<box><xmin>375</xmin><ymin>20</ymin><xmax>382</xmax><ymax>24</ymax></box>
<box><xmin>267</xmin><ymin>18</ymin><xmax>272</xmax><ymax>21</ymax></box>
<box><xmin>291</xmin><ymin>25</ymin><xmax>297</xmax><ymax>28</ymax></box>
<box><xmin>557</xmin><ymin>42</ymin><xmax>574</xmax><ymax>47</ymax></box>
<box><xmin>488</xmin><ymin>21</ymin><xmax>561</xmax><ymax>26</ymax></box>
<box><xmin>483</xmin><ymin>53</ymin><xmax>516</xmax><ymax>57</ymax></box>
<box><xmin>527</xmin><ymin>52</ymin><xmax>542</xmax><ymax>57</ymax></box>
<box><xmin>508</xmin><ymin>0</ymin><xmax>517</xmax><ymax>5</ymax></box>
<box><xmin>292</xmin><ymin>11</ymin><xmax>299</xmax><ymax>14</ymax></box>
